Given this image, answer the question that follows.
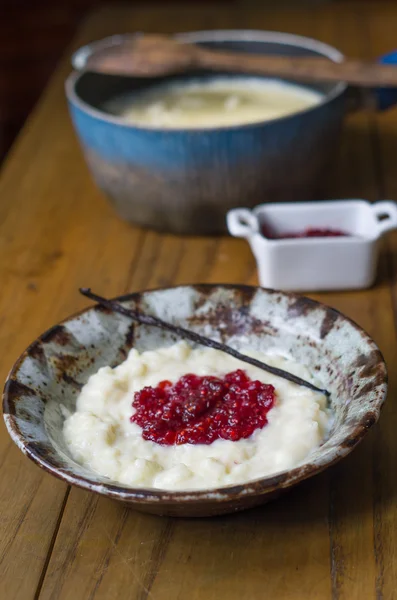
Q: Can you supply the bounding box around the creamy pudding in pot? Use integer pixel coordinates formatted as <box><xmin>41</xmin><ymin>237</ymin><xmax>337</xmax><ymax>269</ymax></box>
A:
<box><xmin>104</xmin><ymin>77</ymin><xmax>323</xmax><ymax>128</ymax></box>
<box><xmin>63</xmin><ymin>341</ymin><xmax>331</xmax><ymax>491</ymax></box>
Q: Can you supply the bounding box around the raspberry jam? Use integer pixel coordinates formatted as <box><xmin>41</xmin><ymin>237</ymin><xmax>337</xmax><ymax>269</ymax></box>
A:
<box><xmin>131</xmin><ymin>370</ymin><xmax>275</xmax><ymax>445</ymax></box>
<box><xmin>261</xmin><ymin>226</ymin><xmax>348</xmax><ymax>239</ymax></box>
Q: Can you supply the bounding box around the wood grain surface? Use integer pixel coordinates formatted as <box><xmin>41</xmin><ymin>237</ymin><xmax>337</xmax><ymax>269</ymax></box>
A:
<box><xmin>1</xmin><ymin>2</ymin><xmax>397</xmax><ymax>599</ymax></box>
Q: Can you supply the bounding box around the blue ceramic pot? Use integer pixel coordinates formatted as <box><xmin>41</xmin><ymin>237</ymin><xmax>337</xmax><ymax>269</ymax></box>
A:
<box><xmin>66</xmin><ymin>31</ymin><xmax>350</xmax><ymax>234</ymax></box>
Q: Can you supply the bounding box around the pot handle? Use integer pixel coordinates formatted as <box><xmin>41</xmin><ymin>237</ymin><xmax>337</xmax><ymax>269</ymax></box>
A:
<box><xmin>226</xmin><ymin>208</ymin><xmax>259</xmax><ymax>238</ymax></box>
<box><xmin>372</xmin><ymin>200</ymin><xmax>397</xmax><ymax>236</ymax></box>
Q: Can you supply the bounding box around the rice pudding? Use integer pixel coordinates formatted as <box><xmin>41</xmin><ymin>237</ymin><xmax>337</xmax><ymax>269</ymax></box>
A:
<box><xmin>104</xmin><ymin>77</ymin><xmax>323</xmax><ymax>129</ymax></box>
<box><xmin>63</xmin><ymin>341</ymin><xmax>331</xmax><ymax>491</ymax></box>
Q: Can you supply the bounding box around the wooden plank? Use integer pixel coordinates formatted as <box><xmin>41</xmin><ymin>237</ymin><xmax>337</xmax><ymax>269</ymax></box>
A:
<box><xmin>0</xmin><ymin>13</ymin><xmax>150</xmax><ymax>600</ymax></box>
<box><xmin>0</xmin><ymin>123</ymin><xmax>146</xmax><ymax>599</ymax></box>
<box><xmin>0</xmin><ymin>5</ymin><xmax>253</xmax><ymax>598</ymax></box>
<box><xmin>38</xmin><ymin>236</ymin><xmax>333</xmax><ymax>600</ymax></box>
<box><xmin>308</xmin><ymin>5</ymin><xmax>380</xmax><ymax>600</ymax></box>
<box><xmin>36</xmin><ymin>5</ymin><xmax>350</xmax><ymax>600</ymax></box>
<box><xmin>0</xmin><ymin>3</ymin><xmax>396</xmax><ymax>599</ymax></box>
<box><xmin>36</xmin><ymin>7</ymin><xmax>334</xmax><ymax>598</ymax></box>
<box><xmin>360</xmin><ymin>5</ymin><xmax>397</xmax><ymax>598</ymax></box>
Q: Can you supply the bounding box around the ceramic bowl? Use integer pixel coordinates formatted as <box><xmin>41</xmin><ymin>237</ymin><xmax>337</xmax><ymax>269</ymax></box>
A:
<box><xmin>66</xmin><ymin>30</ymin><xmax>348</xmax><ymax>234</ymax></box>
<box><xmin>2</xmin><ymin>285</ymin><xmax>387</xmax><ymax>517</ymax></box>
<box><xmin>227</xmin><ymin>199</ymin><xmax>397</xmax><ymax>292</ymax></box>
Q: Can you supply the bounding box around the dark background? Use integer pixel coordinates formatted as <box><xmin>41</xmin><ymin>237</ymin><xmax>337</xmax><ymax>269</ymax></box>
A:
<box><xmin>0</xmin><ymin>0</ymin><xmax>391</xmax><ymax>162</ymax></box>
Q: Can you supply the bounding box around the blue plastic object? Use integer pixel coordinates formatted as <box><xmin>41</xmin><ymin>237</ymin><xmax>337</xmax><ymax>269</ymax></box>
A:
<box><xmin>376</xmin><ymin>50</ymin><xmax>397</xmax><ymax>111</ymax></box>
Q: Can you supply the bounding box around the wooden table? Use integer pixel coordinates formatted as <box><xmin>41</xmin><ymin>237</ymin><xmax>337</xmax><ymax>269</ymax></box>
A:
<box><xmin>1</xmin><ymin>2</ymin><xmax>397</xmax><ymax>598</ymax></box>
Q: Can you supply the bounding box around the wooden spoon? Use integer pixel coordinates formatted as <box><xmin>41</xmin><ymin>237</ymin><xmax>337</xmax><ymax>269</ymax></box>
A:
<box><xmin>82</xmin><ymin>34</ymin><xmax>397</xmax><ymax>87</ymax></box>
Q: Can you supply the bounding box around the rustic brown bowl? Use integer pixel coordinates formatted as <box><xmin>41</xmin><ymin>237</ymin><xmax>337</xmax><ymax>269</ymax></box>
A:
<box><xmin>2</xmin><ymin>285</ymin><xmax>387</xmax><ymax>517</ymax></box>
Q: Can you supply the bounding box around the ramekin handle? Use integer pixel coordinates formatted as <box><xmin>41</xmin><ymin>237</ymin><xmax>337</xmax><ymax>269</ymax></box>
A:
<box><xmin>226</xmin><ymin>209</ymin><xmax>259</xmax><ymax>239</ymax></box>
<box><xmin>372</xmin><ymin>200</ymin><xmax>397</xmax><ymax>236</ymax></box>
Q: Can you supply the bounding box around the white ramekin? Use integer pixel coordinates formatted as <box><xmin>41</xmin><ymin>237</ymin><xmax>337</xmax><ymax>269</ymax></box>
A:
<box><xmin>227</xmin><ymin>200</ymin><xmax>397</xmax><ymax>292</ymax></box>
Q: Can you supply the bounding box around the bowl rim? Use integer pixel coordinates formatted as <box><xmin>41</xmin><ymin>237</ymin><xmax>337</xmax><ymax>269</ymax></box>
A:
<box><xmin>2</xmin><ymin>284</ymin><xmax>387</xmax><ymax>506</ymax></box>
<box><xmin>65</xmin><ymin>29</ymin><xmax>347</xmax><ymax>134</ymax></box>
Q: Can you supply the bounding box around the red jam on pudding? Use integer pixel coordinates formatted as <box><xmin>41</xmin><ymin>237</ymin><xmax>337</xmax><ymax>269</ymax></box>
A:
<box><xmin>64</xmin><ymin>342</ymin><xmax>330</xmax><ymax>490</ymax></box>
<box><xmin>261</xmin><ymin>226</ymin><xmax>349</xmax><ymax>239</ymax></box>
<box><xmin>131</xmin><ymin>369</ymin><xmax>276</xmax><ymax>446</ymax></box>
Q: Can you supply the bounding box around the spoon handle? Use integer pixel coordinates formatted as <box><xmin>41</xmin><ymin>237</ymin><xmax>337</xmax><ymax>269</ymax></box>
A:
<box><xmin>197</xmin><ymin>48</ymin><xmax>397</xmax><ymax>87</ymax></box>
